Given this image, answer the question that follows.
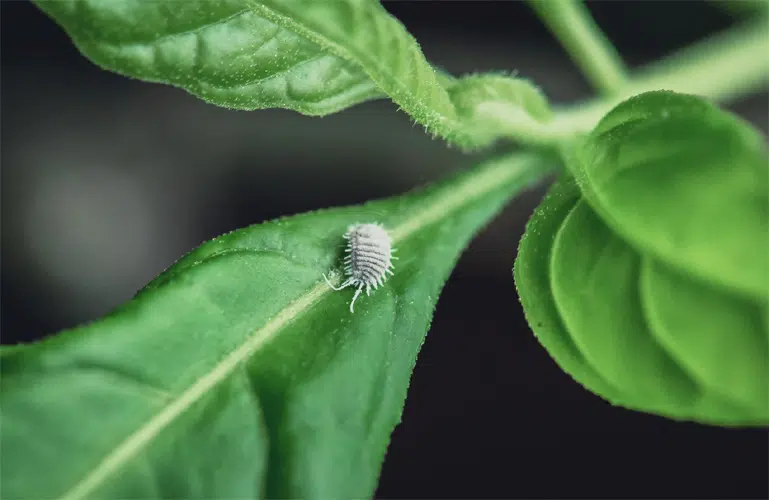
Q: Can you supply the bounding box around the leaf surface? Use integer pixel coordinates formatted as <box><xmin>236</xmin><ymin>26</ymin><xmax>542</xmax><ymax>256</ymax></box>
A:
<box><xmin>515</xmin><ymin>91</ymin><xmax>769</xmax><ymax>426</ymax></box>
<box><xmin>34</xmin><ymin>0</ymin><xmax>551</xmax><ymax>148</ymax></box>
<box><xmin>34</xmin><ymin>0</ymin><xmax>385</xmax><ymax>115</ymax></box>
<box><xmin>640</xmin><ymin>259</ymin><xmax>769</xmax><ymax>415</ymax></box>
<box><xmin>1</xmin><ymin>153</ymin><xmax>554</xmax><ymax>500</ymax></box>
<box><xmin>549</xmin><ymin>198</ymin><xmax>761</xmax><ymax>423</ymax></box>
<box><xmin>513</xmin><ymin>176</ymin><xmax>625</xmax><ymax>404</ymax></box>
<box><xmin>573</xmin><ymin>90</ymin><xmax>769</xmax><ymax>299</ymax></box>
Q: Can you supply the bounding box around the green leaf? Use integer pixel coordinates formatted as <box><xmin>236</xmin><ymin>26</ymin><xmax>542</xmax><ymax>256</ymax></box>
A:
<box><xmin>572</xmin><ymin>90</ymin><xmax>769</xmax><ymax>299</ymax></box>
<box><xmin>34</xmin><ymin>0</ymin><xmax>552</xmax><ymax>149</ymax></box>
<box><xmin>33</xmin><ymin>0</ymin><xmax>385</xmax><ymax>115</ymax></box>
<box><xmin>447</xmin><ymin>73</ymin><xmax>553</xmax><ymax>149</ymax></box>
<box><xmin>550</xmin><ymin>193</ymin><xmax>700</xmax><ymax>412</ymax></box>
<box><xmin>1</xmin><ymin>152</ymin><xmax>554</xmax><ymax>500</ymax></box>
<box><xmin>514</xmin><ymin>176</ymin><xmax>627</xmax><ymax>405</ymax></box>
<box><xmin>515</xmin><ymin>91</ymin><xmax>769</xmax><ymax>426</ymax></box>
<box><xmin>515</xmin><ymin>175</ymin><xmax>768</xmax><ymax>425</ymax></box>
<box><xmin>640</xmin><ymin>259</ymin><xmax>769</xmax><ymax>416</ymax></box>
<box><xmin>550</xmin><ymin>198</ymin><xmax>763</xmax><ymax>423</ymax></box>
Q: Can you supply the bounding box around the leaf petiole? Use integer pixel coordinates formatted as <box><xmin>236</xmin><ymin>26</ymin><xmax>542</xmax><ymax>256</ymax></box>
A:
<box><xmin>551</xmin><ymin>19</ymin><xmax>769</xmax><ymax>137</ymax></box>
<box><xmin>527</xmin><ymin>0</ymin><xmax>628</xmax><ymax>95</ymax></box>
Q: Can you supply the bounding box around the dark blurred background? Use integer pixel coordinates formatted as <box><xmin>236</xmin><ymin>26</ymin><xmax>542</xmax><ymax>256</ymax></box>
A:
<box><xmin>2</xmin><ymin>0</ymin><xmax>768</xmax><ymax>498</ymax></box>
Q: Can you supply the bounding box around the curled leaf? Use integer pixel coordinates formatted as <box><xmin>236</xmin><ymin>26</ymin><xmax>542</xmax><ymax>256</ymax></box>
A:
<box><xmin>515</xmin><ymin>91</ymin><xmax>769</xmax><ymax>426</ymax></box>
<box><xmin>572</xmin><ymin>90</ymin><xmax>768</xmax><ymax>298</ymax></box>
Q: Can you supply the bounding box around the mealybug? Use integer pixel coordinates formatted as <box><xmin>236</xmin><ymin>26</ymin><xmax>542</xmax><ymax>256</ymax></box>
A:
<box><xmin>323</xmin><ymin>222</ymin><xmax>396</xmax><ymax>313</ymax></box>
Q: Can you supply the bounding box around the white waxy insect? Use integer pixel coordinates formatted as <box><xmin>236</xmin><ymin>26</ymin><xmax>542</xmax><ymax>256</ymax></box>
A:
<box><xmin>323</xmin><ymin>222</ymin><xmax>396</xmax><ymax>313</ymax></box>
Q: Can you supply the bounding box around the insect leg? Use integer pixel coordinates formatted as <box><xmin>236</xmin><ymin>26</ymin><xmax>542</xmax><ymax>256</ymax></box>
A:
<box><xmin>350</xmin><ymin>285</ymin><xmax>364</xmax><ymax>313</ymax></box>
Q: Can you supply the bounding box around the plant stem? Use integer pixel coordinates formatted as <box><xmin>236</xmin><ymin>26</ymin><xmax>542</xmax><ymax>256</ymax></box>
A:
<box><xmin>552</xmin><ymin>19</ymin><xmax>769</xmax><ymax>136</ymax></box>
<box><xmin>527</xmin><ymin>0</ymin><xmax>628</xmax><ymax>95</ymax></box>
<box><xmin>485</xmin><ymin>19</ymin><xmax>768</xmax><ymax>147</ymax></box>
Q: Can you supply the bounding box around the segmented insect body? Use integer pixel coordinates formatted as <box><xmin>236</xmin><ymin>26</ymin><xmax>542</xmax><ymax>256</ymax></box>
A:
<box><xmin>323</xmin><ymin>222</ymin><xmax>396</xmax><ymax>313</ymax></box>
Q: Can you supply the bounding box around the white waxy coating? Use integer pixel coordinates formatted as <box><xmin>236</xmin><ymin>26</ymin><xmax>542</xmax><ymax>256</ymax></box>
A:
<box><xmin>323</xmin><ymin>223</ymin><xmax>396</xmax><ymax>313</ymax></box>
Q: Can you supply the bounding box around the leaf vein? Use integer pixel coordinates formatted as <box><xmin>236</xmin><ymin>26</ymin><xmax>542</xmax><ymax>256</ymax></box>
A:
<box><xmin>137</xmin><ymin>9</ymin><xmax>250</xmax><ymax>46</ymax></box>
<box><xmin>58</xmin><ymin>153</ymin><xmax>549</xmax><ymax>500</ymax></box>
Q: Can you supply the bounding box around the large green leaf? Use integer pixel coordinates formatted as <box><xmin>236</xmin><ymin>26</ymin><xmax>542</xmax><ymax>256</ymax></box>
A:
<box><xmin>1</xmin><ymin>153</ymin><xmax>555</xmax><ymax>499</ymax></box>
<box><xmin>515</xmin><ymin>91</ymin><xmax>769</xmax><ymax>426</ymax></box>
<box><xmin>33</xmin><ymin>0</ymin><xmax>551</xmax><ymax>149</ymax></box>
<box><xmin>516</xmin><ymin>174</ymin><xmax>768</xmax><ymax>426</ymax></box>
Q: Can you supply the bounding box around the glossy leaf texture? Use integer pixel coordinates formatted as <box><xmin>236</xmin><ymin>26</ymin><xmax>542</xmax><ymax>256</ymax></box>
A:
<box><xmin>34</xmin><ymin>0</ymin><xmax>550</xmax><ymax>149</ymax></box>
<box><xmin>515</xmin><ymin>91</ymin><xmax>769</xmax><ymax>426</ymax></box>
<box><xmin>1</xmin><ymin>153</ymin><xmax>555</xmax><ymax>500</ymax></box>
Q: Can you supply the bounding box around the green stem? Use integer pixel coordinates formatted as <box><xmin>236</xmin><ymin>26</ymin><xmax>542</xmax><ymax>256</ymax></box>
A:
<box><xmin>489</xmin><ymin>20</ymin><xmax>769</xmax><ymax>146</ymax></box>
<box><xmin>554</xmin><ymin>19</ymin><xmax>769</xmax><ymax>134</ymax></box>
<box><xmin>527</xmin><ymin>0</ymin><xmax>628</xmax><ymax>95</ymax></box>
<box><xmin>474</xmin><ymin>103</ymin><xmax>574</xmax><ymax>147</ymax></box>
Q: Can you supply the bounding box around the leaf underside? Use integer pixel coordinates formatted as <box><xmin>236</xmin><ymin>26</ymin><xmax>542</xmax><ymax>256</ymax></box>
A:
<box><xmin>34</xmin><ymin>0</ymin><xmax>551</xmax><ymax>149</ymax></box>
<box><xmin>34</xmin><ymin>0</ymin><xmax>385</xmax><ymax>115</ymax></box>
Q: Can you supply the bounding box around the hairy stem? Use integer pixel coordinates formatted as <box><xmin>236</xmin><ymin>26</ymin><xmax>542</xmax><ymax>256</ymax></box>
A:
<box><xmin>527</xmin><ymin>0</ymin><xmax>628</xmax><ymax>95</ymax></box>
<box><xmin>497</xmin><ymin>19</ymin><xmax>769</xmax><ymax>146</ymax></box>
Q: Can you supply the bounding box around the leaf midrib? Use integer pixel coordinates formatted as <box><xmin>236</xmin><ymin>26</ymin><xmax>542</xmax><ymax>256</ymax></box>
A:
<box><xmin>59</xmin><ymin>152</ymin><xmax>549</xmax><ymax>500</ymax></box>
<box><xmin>245</xmin><ymin>0</ymin><xmax>464</xmax><ymax>136</ymax></box>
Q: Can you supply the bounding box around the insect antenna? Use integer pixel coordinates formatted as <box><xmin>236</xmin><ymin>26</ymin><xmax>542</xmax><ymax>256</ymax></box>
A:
<box><xmin>323</xmin><ymin>273</ymin><xmax>355</xmax><ymax>291</ymax></box>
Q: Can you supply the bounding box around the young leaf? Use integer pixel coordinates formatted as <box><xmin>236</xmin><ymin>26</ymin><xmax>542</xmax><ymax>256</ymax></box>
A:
<box><xmin>515</xmin><ymin>91</ymin><xmax>769</xmax><ymax>426</ymax></box>
<box><xmin>0</xmin><ymin>153</ymin><xmax>555</xmax><ymax>500</ymax></box>
<box><xmin>34</xmin><ymin>0</ymin><xmax>553</xmax><ymax>149</ymax></box>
